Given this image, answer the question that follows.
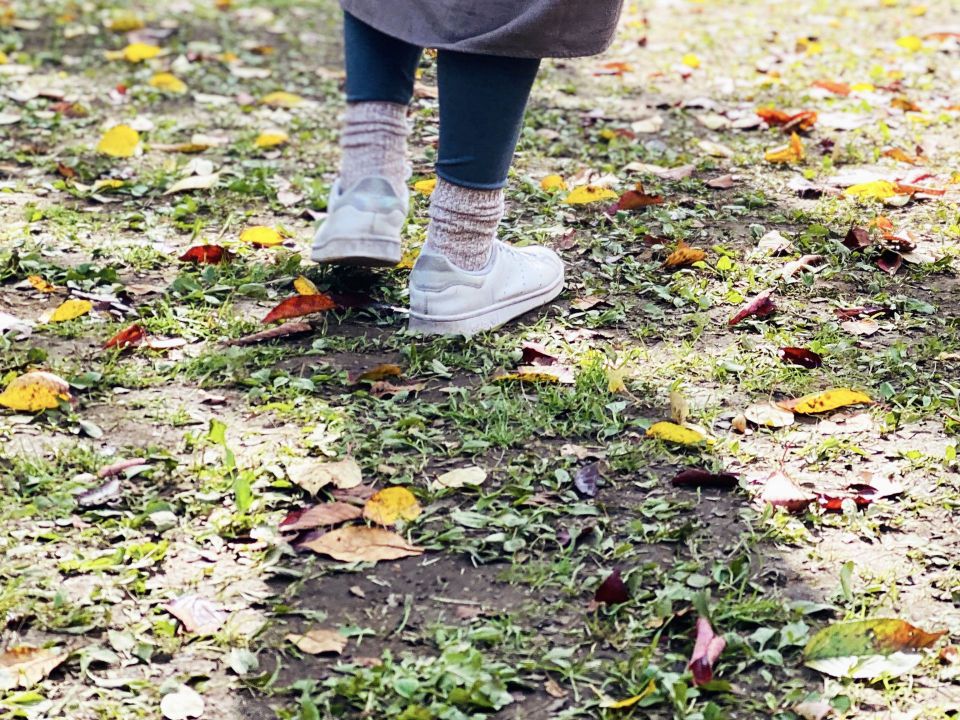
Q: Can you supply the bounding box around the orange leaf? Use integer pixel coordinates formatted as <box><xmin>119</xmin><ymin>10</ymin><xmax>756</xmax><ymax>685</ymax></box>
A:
<box><xmin>610</xmin><ymin>183</ymin><xmax>665</xmax><ymax>212</ymax></box>
<box><xmin>178</xmin><ymin>245</ymin><xmax>231</xmax><ymax>264</ymax></box>
<box><xmin>891</xmin><ymin>96</ymin><xmax>922</xmax><ymax>112</ymax></box>
<box><xmin>27</xmin><ymin>275</ymin><xmax>57</xmax><ymax>293</ymax></box>
<box><xmin>812</xmin><ymin>79</ymin><xmax>851</xmax><ymax>96</ymax></box>
<box><xmin>104</xmin><ymin>323</ymin><xmax>146</xmax><ymax>350</ymax></box>
<box><xmin>262</xmin><ymin>294</ymin><xmax>337</xmax><ymax>324</ymax></box>
<box><xmin>893</xmin><ymin>182</ymin><xmax>946</xmax><ymax>196</ymax></box>
<box><xmin>664</xmin><ymin>240</ymin><xmax>707</xmax><ymax>268</ymax></box>
<box><xmin>882</xmin><ymin>148</ymin><xmax>921</xmax><ymax>165</ymax></box>
<box><xmin>764</xmin><ymin>133</ymin><xmax>805</xmax><ymax>163</ymax></box>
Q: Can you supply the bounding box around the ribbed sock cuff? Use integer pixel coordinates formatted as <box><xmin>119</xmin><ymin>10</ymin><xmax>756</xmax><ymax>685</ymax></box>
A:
<box><xmin>425</xmin><ymin>178</ymin><xmax>504</xmax><ymax>271</ymax></box>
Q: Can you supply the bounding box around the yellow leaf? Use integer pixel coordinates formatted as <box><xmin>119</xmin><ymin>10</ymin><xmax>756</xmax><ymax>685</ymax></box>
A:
<box><xmin>540</xmin><ymin>174</ymin><xmax>567</xmax><ymax>192</ymax></box>
<box><xmin>293</xmin><ymin>275</ymin><xmax>319</xmax><ymax>296</ymax></box>
<box><xmin>27</xmin><ymin>275</ymin><xmax>56</xmax><ymax>293</ymax></box>
<box><xmin>896</xmin><ymin>35</ymin><xmax>924</xmax><ymax>52</ymax></box>
<box><xmin>397</xmin><ymin>246</ymin><xmax>420</xmax><ymax>269</ymax></box>
<box><xmin>781</xmin><ymin>388</ymin><xmax>873</xmax><ymax>415</ymax></box>
<box><xmin>105</xmin><ymin>12</ymin><xmax>144</xmax><ymax>32</ymax></box>
<box><xmin>681</xmin><ymin>53</ymin><xmax>701</xmax><ymax>68</ymax></box>
<box><xmin>254</xmin><ymin>131</ymin><xmax>288</xmax><ymax>148</ymax></box>
<box><xmin>564</xmin><ymin>185</ymin><xmax>619</xmax><ymax>205</ymax></box>
<box><xmin>645</xmin><ymin>421</ymin><xmax>706</xmax><ymax>445</ymax></box>
<box><xmin>850</xmin><ymin>82</ymin><xmax>876</xmax><ymax>92</ymax></box>
<box><xmin>0</xmin><ymin>371</ymin><xmax>72</xmax><ymax>412</ymax></box>
<box><xmin>148</xmin><ymin>72</ymin><xmax>186</xmax><ymax>94</ymax></box>
<box><xmin>49</xmin><ymin>298</ymin><xmax>92</xmax><ymax>323</ymax></box>
<box><xmin>121</xmin><ymin>42</ymin><xmax>161</xmax><ymax>63</ymax></box>
<box><xmin>260</xmin><ymin>91</ymin><xmax>303</xmax><ymax>107</ymax></box>
<box><xmin>0</xmin><ymin>51</ymin><xmax>7</xmax><ymax>65</ymax></box>
<box><xmin>299</xmin><ymin>526</ymin><xmax>423</xmax><ymax>563</ymax></box>
<box><xmin>91</xmin><ymin>179</ymin><xmax>125</xmax><ymax>192</ymax></box>
<box><xmin>764</xmin><ymin>133</ymin><xmax>805</xmax><ymax>164</ymax></box>
<box><xmin>844</xmin><ymin>180</ymin><xmax>898</xmax><ymax>200</ymax></box>
<box><xmin>413</xmin><ymin>178</ymin><xmax>437</xmax><ymax>195</ymax></box>
<box><xmin>363</xmin><ymin>487</ymin><xmax>422</xmax><ymax>525</ymax></box>
<box><xmin>239</xmin><ymin>226</ymin><xmax>283</xmax><ymax>247</ymax></box>
<box><xmin>606</xmin><ymin>364</ymin><xmax>629</xmax><ymax>393</ymax></box>
<box><xmin>96</xmin><ymin>124</ymin><xmax>140</xmax><ymax>158</ymax></box>
<box><xmin>600</xmin><ymin>679</ymin><xmax>657</xmax><ymax>709</ymax></box>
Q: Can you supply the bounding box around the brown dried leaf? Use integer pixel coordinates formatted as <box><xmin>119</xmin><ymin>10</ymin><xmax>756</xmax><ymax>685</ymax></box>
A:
<box><xmin>299</xmin><ymin>526</ymin><xmax>423</xmax><ymax>563</ymax></box>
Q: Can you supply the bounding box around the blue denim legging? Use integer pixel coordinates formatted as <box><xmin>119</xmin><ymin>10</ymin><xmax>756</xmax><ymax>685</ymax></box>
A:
<box><xmin>343</xmin><ymin>12</ymin><xmax>541</xmax><ymax>190</ymax></box>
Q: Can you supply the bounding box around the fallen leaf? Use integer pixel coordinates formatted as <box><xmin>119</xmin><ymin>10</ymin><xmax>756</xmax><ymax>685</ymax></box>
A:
<box><xmin>165</xmin><ymin>595</ymin><xmax>227</xmax><ymax>635</ymax></box>
<box><xmin>260</xmin><ymin>90</ymin><xmax>303</xmax><ymax>107</ymax></box>
<box><xmin>672</xmin><ymin>469</ymin><xmax>738</xmax><ymax>489</ymax></box>
<box><xmin>664</xmin><ymin>240</ymin><xmax>706</xmax><ymax>268</ymax></box>
<box><xmin>254</xmin><ymin>131</ymin><xmax>288</xmax><ymax>148</ymax></box>
<box><xmin>698</xmin><ymin>139</ymin><xmax>734</xmax><ymax>158</ymax></box>
<box><xmin>744</xmin><ymin>402</ymin><xmax>795</xmax><ymax>428</ymax></box>
<box><xmin>883</xmin><ymin>147</ymin><xmax>921</xmax><ymax>165</ymax></box>
<box><xmin>0</xmin><ymin>371</ymin><xmax>72</xmax><ymax>411</ymax></box>
<box><xmin>0</xmin><ymin>646</ymin><xmax>69</xmax><ymax>690</ymax></box>
<box><xmin>104</xmin><ymin>323</ymin><xmax>146</xmax><ymax>350</ymax></box>
<box><xmin>841</xmin><ymin>318</ymin><xmax>880</xmax><ymax>336</ymax></box>
<box><xmin>595</xmin><ymin>568</ymin><xmax>629</xmax><ymax>604</ymax></box>
<box><xmin>164</xmin><ymin>173</ymin><xmax>220</xmax><ymax>195</ymax></box>
<box><xmin>149</xmin><ymin>72</ymin><xmax>186</xmax><ymax>93</ymax></box>
<box><xmin>76</xmin><ymin>477</ymin><xmax>121</xmax><ymax>507</ymax></box>
<box><xmin>670</xmin><ymin>390</ymin><xmax>690</xmax><ymax>425</ymax></box>
<box><xmin>844</xmin><ymin>180</ymin><xmax>899</xmax><ymax>200</ymax></box>
<box><xmin>413</xmin><ymin>177</ymin><xmax>436</xmax><ymax>195</ymax></box>
<box><xmin>876</xmin><ymin>249</ymin><xmax>903</xmax><ymax>275</ymax></box>
<box><xmin>779</xmin><ymin>347</ymin><xmax>823</xmax><ymax>369</ymax></box>
<box><xmin>285</xmin><ymin>629</ymin><xmax>347</xmax><ymax>655</ymax></box>
<box><xmin>160</xmin><ymin>685</ymin><xmax>204</xmax><ymax>720</ymax></box>
<box><xmin>96</xmin><ymin>124</ymin><xmax>140</xmax><ymax>157</ymax></box>
<box><xmin>293</xmin><ymin>275</ymin><xmax>319</xmax><ymax>295</ymax></box>
<box><xmin>299</xmin><ymin>526</ymin><xmax>423</xmax><ymax>563</ymax></box>
<box><xmin>564</xmin><ymin>185</ymin><xmax>619</xmax><ymax>205</ymax></box>
<box><xmin>47</xmin><ymin>298</ymin><xmax>91</xmax><ymax>323</ymax></box>
<box><xmin>279</xmin><ymin>502</ymin><xmax>363</xmax><ymax>532</ymax></box>
<box><xmin>728</xmin><ymin>291</ymin><xmax>776</xmax><ymax>326</ymax></box>
<box><xmin>240</xmin><ymin>225</ymin><xmax>283</xmax><ymax>247</ymax></box>
<box><xmin>760</xmin><ymin>469</ymin><xmax>815</xmax><ymax>512</ymax></box>
<box><xmin>540</xmin><ymin>174</ymin><xmax>567</xmax><ymax>191</ymax></box>
<box><xmin>843</xmin><ymin>227</ymin><xmax>872</xmax><ymax>251</ymax></box>
<box><xmin>609</xmin><ymin>182</ymin><xmax>664</xmax><ymax>212</ymax></box>
<box><xmin>432</xmin><ymin>466</ymin><xmax>487</xmax><ymax>491</ymax></box>
<box><xmin>178</xmin><ymin>245</ymin><xmax>231</xmax><ymax>264</ymax></box>
<box><xmin>363</xmin><ymin>487</ymin><xmax>421</xmax><ymax>525</ymax></box>
<box><xmin>812</xmin><ymin>79</ymin><xmax>851</xmax><ymax>96</ymax></box>
<box><xmin>804</xmin><ymin>619</ymin><xmax>945</xmax><ymax>679</ymax></box>
<box><xmin>574</xmin><ymin>462</ymin><xmax>603</xmax><ymax>498</ymax></box>
<box><xmin>544</xmin><ymin>678</ymin><xmax>567</xmax><ymax>699</ymax></box>
<box><xmin>262</xmin><ymin>294</ymin><xmax>337</xmax><ymax>323</ymax></box>
<box><xmin>225</xmin><ymin>322</ymin><xmax>312</xmax><ymax>346</ymax></box>
<box><xmin>646</xmin><ymin>421</ymin><xmax>706</xmax><ymax>446</ymax></box>
<box><xmin>764</xmin><ymin>133</ymin><xmax>805</xmax><ymax>163</ymax></box>
<box><xmin>688</xmin><ymin>617</ymin><xmax>726</xmax><ymax>685</ymax></box>
<box><xmin>495</xmin><ymin>365</ymin><xmax>576</xmax><ymax>384</ymax></box>
<box><xmin>599</xmin><ymin>680</ymin><xmax>657</xmax><ymax>709</ymax></box>
<box><xmin>369</xmin><ymin>381</ymin><xmax>424</xmax><ymax>398</ymax></box>
<box><xmin>348</xmin><ymin>363</ymin><xmax>402</xmax><ymax>384</ymax></box>
<box><xmin>794</xmin><ymin>700</ymin><xmax>833</xmax><ymax>720</ymax></box>
<box><xmin>706</xmin><ymin>174</ymin><xmax>736</xmax><ymax>189</ymax></box>
<box><xmin>121</xmin><ymin>42</ymin><xmax>161</xmax><ymax>63</ymax></box>
<box><xmin>27</xmin><ymin>275</ymin><xmax>57</xmax><ymax>293</ymax></box>
<box><xmin>287</xmin><ymin>456</ymin><xmax>362</xmax><ymax>495</ymax></box>
<box><xmin>780</xmin><ymin>389</ymin><xmax>873</xmax><ymax>414</ymax></box>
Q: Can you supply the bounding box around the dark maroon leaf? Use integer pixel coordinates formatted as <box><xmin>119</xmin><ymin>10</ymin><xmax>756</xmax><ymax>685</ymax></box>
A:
<box><xmin>834</xmin><ymin>305</ymin><xmax>894</xmax><ymax>320</ymax></box>
<box><xmin>876</xmin><ymin>249</ymin><xmax>903</xmax><ymax>275</ymax></box>
<box><xmin>672</xmin><ymin>469</ymin><xmax>738</xmax><ymax>489</ymax></box>
<box><xmin>328</xmin><ymin>291</ymin><xmax>374</xmax><ymax>309</ymax></box>
<box><xmin>778</xmin><ymin>347</ymin><xmax>823</xmax><ymax>369</ymax></box>
<box><xmin>574</xmin><ymin>462</ymin><xmax>602</xmax><ymax>498</ymax></box>
<box><xmin>728</xmin><ymin>291</ymin><xmax>776</xmax><ymax>326</ymax></box>
<box><xmin>594</xmin><ymin>568</ymin><xmax>629</xmax><ymax>604</ymax></box>
<box><xmin>520</xmin><ymin>342</ymin><xmax>558</xmax><ymax>366</ymax></box>
<box><xmin>843</xmin><ymin>227</ymin><xmax>872</xmax><ymax>251</ymax></box>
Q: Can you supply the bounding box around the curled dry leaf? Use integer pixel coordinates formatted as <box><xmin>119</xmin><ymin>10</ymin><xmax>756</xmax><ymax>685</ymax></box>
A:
<box><xmin>299</xmin><ymin>526</ymin><xmax>424</xmax><ymax>563</ymax></box>
<box><xmin>779</xmin><ymin>254</ymin><xmax>823</xmax><ymax>280</ymax></box>
<box><xmin>744</xmin><ymin>402</ymin><xmax>795</xmax><ymax>428</ymax></box>
<box><xmin>779</xmin><ymin>347</ymin><xmax>823</xmax><ymax>369</ymax></box>
<box><xmin>432</xmin><ymin>466</ymin><xmax>487</xmax><ymax>491</ymax></box>
<box><xmin>706</xmin><ymin>174</ymin><xmax>736</xmax><ymax>189</ymax></box>
<box><xmin>287</xmin><ymin>456</ymin><xmax>363</xmax><ymax>495</ymax></box>
<box><xmin>362</xmin><ymin>486</ymin><xmax>422</xmax><ymax>525</ymax></box>
<box><xmin>262</xmin><ymin>294</ymin><xmax>337</xmax><ymax>324</ymax></box>
<box><xmin>165</xmin><ymin>594</ymin><xmax>227</xmax><ymax>635</ymax></box>
<box><xmin>0</xmin><ymin>646</ymin><xmax>70</xmax><ymax>690</ymax></box>
<box><xmin>595</xmin><ymin>568</ymin><xmax>629</xmax><ymax>604</ymax></box>
<box><xmin>178</xmin><ymin>245</ymin><xmax>231</xmax><ymax>264</ymax></box>
<box><xmin>279</xmin><ymin>502</ymin><xmax>363</xmax><ymax>532</ymax></box>
<box><xmin>664</xmin><ymin>240</ymin><xmax>706</xmax><ymax>268</ymax></box>
<box><xmin>780</xmin><ymin>388</ymin><xmax>873</xmax><ymax>415</ymax></box>
<box><xmin>0</xmin><ymin>371</ymin><xmax>73</xmax><ymax>411</ymax></box>
<box><xmin>760</xmin><ymin>469</ymin><xmax>815</xmax><ymax>513</ymax></box>
<box><xmin>285</xmin><ymin>629</ymin><xmax>347</xmax><ymax>655</ymax></box>
<box><xmin>672</xmin><ymin>468</ymin><xmax>738</xmax><ymax>489</ymax></box>
<box><xmin>688</xmin><ymin>617</ymin><xmax>726</xmax><ymax>686</ymax></box>
<box><xmin>164</xmin><ymin>173</ymin><xmax>220</xmax><ymax>195</ymax></box>
<box><xmin>225</xmin><ymin>322</ymin><xmax>312</xmax><ymax>346</ymax></box>
<box><xmin>812</xmin><ymin>79</ymin><xmax>851</xmax><ymax>96</ymax></box>
<box><xmin>764</xmin><ymin>133</ymin><xmax>804</xmax><ymax>163</ymax></box>
<box><xmin>104</xmin><ymin>323</ymin><xmax>146</xmax><ymax>350</ymax></box>
<box><xmin>728</xmin><ymin>290</ymin><xmax>776</xmax><ymax>326</ymax></box>
<box><xmin>519</xmin><ymin>342</ymin><xmax>558</xmax><ymax>366</ymax></box>
<box><xmin>843</xmin><ymin>227</ymin><xmax>872</xmax><ymax>251</ymax></box>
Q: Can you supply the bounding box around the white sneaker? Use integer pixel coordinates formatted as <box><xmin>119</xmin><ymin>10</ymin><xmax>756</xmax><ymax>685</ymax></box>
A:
<box><xmin>408</xmin><ymin>241</ymin><xmax>565</xmax><ymax>336</ymax></box>
<box><xmin>311</xmin><ymin>176</ymin><xmax>407</xmax><ymax>266</ymax></box>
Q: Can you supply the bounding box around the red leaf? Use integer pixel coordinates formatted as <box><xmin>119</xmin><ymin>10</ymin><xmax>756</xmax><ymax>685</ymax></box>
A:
<box><xmin>812</xmin><ymin>79</ymin><xmax>851</xmax><ymax>96</ymax></box>
<box><xmin>834</xmin><ymin>305</ymin><xmax>894</xmax><ymax>320</ymax></box>
<box><xmin>595</xmin><ymin>568</ymin><xmax>629</xmax><ymax>604</ymax></box>
<box><xmin>178</xmin><ymin>244</ymin><xmax>231</xmax><ymax>264</ymax></box>
<box><xmin>104</xmin><ymin>323</ymin><xmax>146</xmax><ymax>350</ymax></box>
<box><xmin>876</xmin><ymin>249</ymin><xmax>903</xmax><ymax>275</ymax></box>
<box><xmin>688</xmin><ymin>617</ymin><xmax>726</xmax><ymax>686</ymax></box>
<box><xmin>728</xmin><ymin>290</ymin><xmax>776</xmax><ymax>326</ymax></box>
<box><xmin>843</xmin><ymin>227</ymin><xmax>872</xmax><ymax>251</ymax></box>
<box><xmin>672</xmin><ymin>469</ymin><xmax>738</xmax><ymax>489</ymax></box>
<box><xmin>778</xmin><ymin>347</ymin><xmax>823</xmax><ymax>369</ymax></box>
<box><xmin>608</xmin><ymin>183</ymin><xmax>665</xmax><ymax>214</ymax></box>
<box><xmin>262</xmin><ymin>294</ymin><xmax>337</xmax><ymax>323</ymax></box>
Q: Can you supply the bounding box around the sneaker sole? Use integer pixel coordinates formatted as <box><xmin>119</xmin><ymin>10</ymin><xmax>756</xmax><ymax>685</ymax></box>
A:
<box><xmin>310</xmin><ymin>235</ymin><xmax>401</xmax><ymax>267</ymax></box>
<box><xmin>408</xmin><ymin>273</ymin><xmax>564</xmax><ymax>336</ymax></box>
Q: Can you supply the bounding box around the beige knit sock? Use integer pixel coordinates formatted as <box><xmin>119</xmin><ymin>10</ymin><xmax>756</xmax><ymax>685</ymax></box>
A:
<box><xmin>425</xmin><ymin>178</ymin><xmax>504</xmax><ymax>271</ymax></box>
<box><xmin>340</xmin><ymin>101</ymin><xmax>409</xmax><ymax>196</ymax></box>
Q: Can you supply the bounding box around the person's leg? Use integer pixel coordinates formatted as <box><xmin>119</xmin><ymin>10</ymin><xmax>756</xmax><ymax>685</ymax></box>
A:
<box><xmin>312</xmin><ymin>13</ymin><xmax>421</xmax><ymax>266</ymax></box>
<box><xmin>339</xmin><ymin>12</ymin><xmax>422</xmax><ymax>194</ymax></box>
<box><xmin>426</xmin><ymin>51</ymin><xmax>541</xmax><ymax>271</ymax></box>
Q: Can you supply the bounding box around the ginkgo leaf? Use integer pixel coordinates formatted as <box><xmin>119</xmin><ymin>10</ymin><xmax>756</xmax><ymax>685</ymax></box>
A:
<box><xmin>413</xmin><ymin>178</ymin><xmax>436</xmax><ymax>195</ymax></box>
<box><xmin>149</xmin><ymin>72</ymin><xmax>187</xmax><ymax>93</ymax></box>
<box><xmin>260</xmin><ymin>91</ymin><xmax>303</xmax><ymax>107</ymax></box>
<box><xmin>362</xmin><ymin>487</ymin><xmax>422</xmax><ymax>525</ymax></box>
<box><xmin>540</xmin><ymin>174</ymin><xmax>567</xmax><ymax>191</ymax></box>
<box><xmin>28</xmin><ymin>275</ymin><xmax>57</xmax><ymax>293</ymax></box>
<box><xmin>299</xmin><ymin>526</ymin><xmax>423</xmax><ymax>563</ymax></box>
<box><xmin>121</xmin><ymin>42</ymin><xmax>161</xmax><ymax>63</ymax></box>
<box><xmin>96</xmin><ymin>124</ymin><xmax>140</xmax><ymax>157</ymax></box>
<box><xmin>293</xmin><ymin>275</ymin><xmax>319</xmax><ymax>295</ymax></box>
<box><xmin>285</xmin><ymin>629</ymin><xmax>347</xmax><ymax>655</ymax></box>
<box><xmin>49</xmin><ymin>298</ymin><xmax>92</xmax><ymax>323</ymax></box>
<box><xmin>254</xmin><ymin>131</ymin><xmax>289</xmax><ymax>148</ymax></box>
<box><xmin>0</xmin><ymin>371</ymin><xmax>72</xmax><ymax>411</ymax></box>
<box><xmin>564</xmin><ymin>185</ymin><xmax>619</xmax><ymax>205</ymax></box>
<box><xmin>0</xmin><ymin>646</ymin><xmax>70</xmax><ymax>690</ymax></box>
<box><xmin>262</xmin><ymin>294</ymin><xmax>337</xmax><ymax>323</ymax></box>
<box><xmin>646</xmin><ymin>421</ymin><xmax>707</xmax><ymax>445</ymax></box>
<box><xmin>780</xmin><ymin>389</ymin><xmax>873</xmax><ymax>414</ymax></box>
<box><xmin>239</xmin><ymin>226</ymin><xmax>283</xmax><ymax>247</ymax></box>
